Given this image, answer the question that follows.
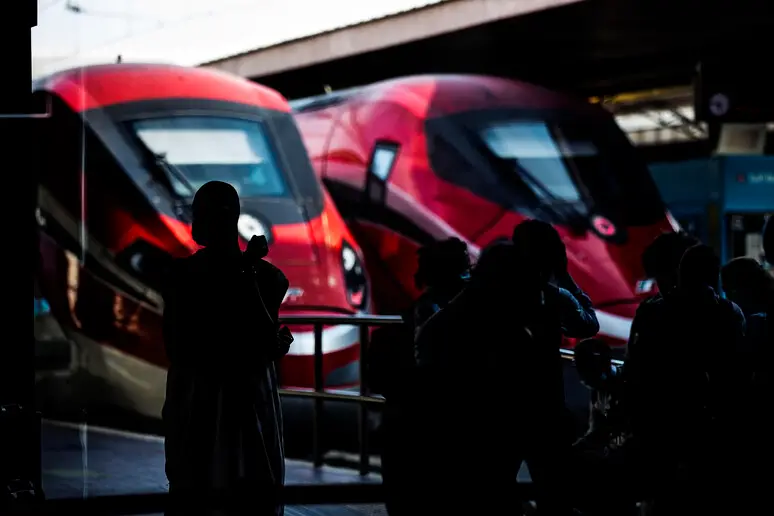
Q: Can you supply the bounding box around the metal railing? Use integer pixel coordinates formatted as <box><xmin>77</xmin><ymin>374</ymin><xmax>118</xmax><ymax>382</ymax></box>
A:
<box><xmin>277</xmin><ymin>314</ymin><xmax>402</xmax><ymax>475</ymax></box>
<box><xmin>560</xmin><ymin>347</ymin><xmax>625</xmax><ymax>368</ymax></box>
<box><xmin>17</xmin><ymin>318</ymin><xmax>620</xmax><ymax>515</ymax></box>
<box><xmin>275</xmin><ymin>315</ymin><xmax>620</xmax><ymax>477</ymax></box>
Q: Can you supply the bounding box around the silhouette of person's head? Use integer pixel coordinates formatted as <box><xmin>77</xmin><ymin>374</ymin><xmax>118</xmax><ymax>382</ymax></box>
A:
<box><xmin>471</xmin><ymin>241</ymin><xmax>517</xmax><ymax>291</ymax></box>
<box><xmin>511</xmin><ymin>219</ymin><xmax>565</xmax><ymax>282</ymax></box>
<box><xmin>764</xmin><ymin>216</ymin><xmax>773</xmax><ymax>265</ymax></box>
<box><xmin>414</xmin><ymin>237</ymin><xmax>470</xmax><ymax>291</ymax></box>
<box><xmin>679</xmin><ymin>244</ymin><xmax>720</xmax><ymax>292</ymax></box>
<box><xmin>642</xmin><ymin>232</ymin><xmax>699</xmax><ymax>294</ymax></box>
<box><xmin>191</xmin><ymin>181</ymin><xmax>241</xmax><ymax>249</ymax></box>
<box><xmin>574</xmin><ymin>338</ymin><xmax>613</xmax><ymax>390</ymax></box>
<box><xmin>472</xmin><ymin>241</ymin><xmax>543</xmax><ymax>304</ymax></box>
<box><xmin>721</xmin><ymin>257</ymin><xmax>774</xmax><ymax>313</ymax></box>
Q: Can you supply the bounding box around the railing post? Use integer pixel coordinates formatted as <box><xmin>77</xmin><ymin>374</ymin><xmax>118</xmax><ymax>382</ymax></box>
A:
<box><xmin>357</xmin><ymin>324</ymin><xmax>370</xmax><ymax>476</ymax></box>
<box><xmin>312</xmin><ymin>323</ymin><xmax>324</xmax><ymax>468</ymax></box>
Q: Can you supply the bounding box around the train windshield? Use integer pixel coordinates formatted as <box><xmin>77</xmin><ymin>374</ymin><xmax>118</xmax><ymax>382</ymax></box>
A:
<box><xmin>131</xmin><ymin>116</ymin><xmax>290</xmax><ymax>199</ymax></box>
<box><xmin>426</xmin><ymin>109</ymin><xmax>665</xmax><ymax>226</ymax></box>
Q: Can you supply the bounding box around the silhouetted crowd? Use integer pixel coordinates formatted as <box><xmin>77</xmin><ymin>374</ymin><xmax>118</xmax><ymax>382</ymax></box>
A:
<box><xmin>370</xmin><ymin>221</ymin><xmax>773</xmax><ymax>515</ymax></box>
<box><xmin>161</xmin><ymin>180</ymin><xmax>773</xmax><ymax>516</ymax></box>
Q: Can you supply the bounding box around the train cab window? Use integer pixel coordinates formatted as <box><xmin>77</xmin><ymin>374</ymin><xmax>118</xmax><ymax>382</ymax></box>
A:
<box><xmin>426</xmin><ymin>109</ymin><xmax>666</xmax><ymax>227</ymax></box>
<box><xmin>480</xmin><ymin>121</ymin><xmax>585</xmax><ymax>203</ymax></box>
<box><xmin>427</xmin><ymin>121</ymin><xmax>540</xmax><ymax>211</ymax></box>
<box><xmin>130</xmin><ymin>116</ymin><xmax>290</xmax><ymax>199</ymax></box>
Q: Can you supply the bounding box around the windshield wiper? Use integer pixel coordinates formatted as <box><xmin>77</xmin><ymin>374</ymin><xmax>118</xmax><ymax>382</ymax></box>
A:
<box><xmin>138</xmin><ymin>146</ymin><xmax>196</xmax><ymax>222</ymax></box>
<box><xmin>155</xmin><ymin>153</ymin><xmax>197</xmax><ymax>222</ymax></box>
<box><xmin>511</xmin><ymin>163</ymin><xmax>588</xmax><ymax>234</ymax></box>
<box><xmin>153</xmin><ymin>152</ymin><xmax>196</xmax><ymax>197</ymax></box>
<box><xmin>460</xmin><ymin>125</ymin><xmax>587</xmax><ymax>230</ymax></box>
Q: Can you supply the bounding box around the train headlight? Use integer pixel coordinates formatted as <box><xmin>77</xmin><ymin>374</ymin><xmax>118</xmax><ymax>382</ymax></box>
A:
<box><xmin>341</xmin><ymin>241</ymin><xmax>367</xmax><ymax>308</ymax></box>
<box><xmin>237</xmin><ymin>213</ymin><xmax>271</xmax><ymax>243</ymax></box>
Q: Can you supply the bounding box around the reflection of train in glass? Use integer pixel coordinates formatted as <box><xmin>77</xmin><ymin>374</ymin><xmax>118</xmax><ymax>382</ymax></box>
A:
<box><xmin>292</xmin><ymin>75</ymin><xmax>680</xmax><ymax>349</ymax></box>
<box><xmin>34</xmin><ymin>64</ymin><xmax>370</xmax><ymax>419</ymax></box>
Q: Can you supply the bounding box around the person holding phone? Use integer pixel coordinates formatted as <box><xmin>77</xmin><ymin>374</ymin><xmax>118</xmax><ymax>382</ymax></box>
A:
<box><xmin>162</xmin><ymin>181</ymin><xmax>291</xmax><ymax>516</ymax></box>
<box><xmin>510</xmin><ymin>219</ymin><xmax>600</xmax><ymax>516</ymax></box>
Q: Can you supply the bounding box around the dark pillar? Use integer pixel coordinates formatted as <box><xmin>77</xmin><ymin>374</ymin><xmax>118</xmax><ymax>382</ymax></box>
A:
<box><xmin>0</xmin><ymin>0</ymin><xmax>44</xmax><ymax>504</ymax></box>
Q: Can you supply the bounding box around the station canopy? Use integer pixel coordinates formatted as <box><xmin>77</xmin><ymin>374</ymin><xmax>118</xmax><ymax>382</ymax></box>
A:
<box><xmin>201</xmin><ymin>0</ymin><xmax>772</xmax><ymax>100</ymax></box>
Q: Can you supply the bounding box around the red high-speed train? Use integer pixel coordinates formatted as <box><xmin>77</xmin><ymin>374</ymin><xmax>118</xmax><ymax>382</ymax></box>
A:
<box><xmin>292</xmin><ymin>75</ymin><xmax>681</xmax><ymax>349</ymax></box>
<box><xmin>33</xmin><ymin>63</ymin><xmax>370</xmax><ymax>419</ymax></box>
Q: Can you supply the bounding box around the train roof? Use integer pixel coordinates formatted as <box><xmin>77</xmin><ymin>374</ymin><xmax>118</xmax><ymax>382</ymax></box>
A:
<box><xmin>34</xmin><ymin>62</ymin><xmax>290</xmax><ymax>113</ymax></box>
<box><xmin>289</xmin><ymin>74</ymin><xmax>586</xmax><ymax>117</ymax></box>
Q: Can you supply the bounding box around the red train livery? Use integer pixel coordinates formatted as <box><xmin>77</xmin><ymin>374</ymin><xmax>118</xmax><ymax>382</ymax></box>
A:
<box><xmin>292</xmin><ymin>75</ymin><xmax>680</xmax><ymax>349</ymax></box>
<box><xmin>34</xmin><ymin>63</ymin><xmax>370</xmax><ymax>419</ymax></box>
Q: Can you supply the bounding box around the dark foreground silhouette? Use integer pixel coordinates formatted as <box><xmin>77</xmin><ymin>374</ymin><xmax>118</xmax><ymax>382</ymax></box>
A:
<box><xmin>163</xmin><ymin>181</ymin><xmax>292</xmax><ymax>516</ymax></box>
<box><xmin>371</xmin><ymin>222</ymin><xmax>769</xmax><ymax>516</ymax></box>
<box><xmin>160</xmin><ymin>182</ymin><xmax>769</xmax><ymax>515</ymax></box>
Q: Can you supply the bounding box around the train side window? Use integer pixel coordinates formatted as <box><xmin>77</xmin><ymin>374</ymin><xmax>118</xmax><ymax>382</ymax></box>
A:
<box><xmin>369</xmin><ymin>141</ymin><xmax>399</xmax><ymax>182</ymax></box>
<box><xmin>365</xmin><ymin>140</ymin><xmax>399</xmax><ymax>204</ymax></box>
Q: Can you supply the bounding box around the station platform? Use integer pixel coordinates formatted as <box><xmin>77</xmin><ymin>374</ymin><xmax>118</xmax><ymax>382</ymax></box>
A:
<box><xmin>41</xmin><ymin>419</ymin><xmax>534</xmax><ymax>514</ymax></box>
<box><xmin>41</xmin><ymin>420</ymin><xmax>384</xmax><ymax>515</ymax></box>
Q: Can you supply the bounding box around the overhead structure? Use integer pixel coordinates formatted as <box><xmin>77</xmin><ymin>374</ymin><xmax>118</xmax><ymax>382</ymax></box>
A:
<box><xmin>203</xmin><ymin>0</ymin><xmax>580</xmax><ymax>83</ymax></box>
<box><xmin>200</xmin><ymin>0</ymin><xmax>772</xmax><ymax>100</ymax></box>
<box><xmin>601</xmin><ymin>87</ymin><xmax>704</xmax><ymax>146</ymax></box>
<box><xmin>604</xmin><ymin>84</ymin><xmax>774</xmax><ymax>152</ymax></box>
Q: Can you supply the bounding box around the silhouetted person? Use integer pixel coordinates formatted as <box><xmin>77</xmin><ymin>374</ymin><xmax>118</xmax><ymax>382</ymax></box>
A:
<box><xmin>162</xmin><ymin>181</ymin><xmax>291</xmax><ymax>516</ymax></box>
<box><xmin>721</xmin><ymin>256</ymin><xmax>772</xmax><ymax>513</ymax></box>
<box><xmin>622</xmin><ymin>232</ymin><xmax>700</xmax><ymax>466</ymax></box>
<box><xmin>622</xmin><ymin>232</ymin><xmax>699</xmax><ymax>482</ymax></box>
<box><xmin>626</xmin><ymin>232</ymin><xmax>699</xmax><ymax>361</ymax></box>
<box><xmin>641</xmin><ymin>232</ymin><xmax>700</xmax><ymax>301</ymax></box>
<box><xmin>721</xmin><ymin>257</ymin><xmax>771</xmax><ymax>372</ymax></box>
<box><xmin>511</xmin><ymin>220</ymin><xmax>599</xmax><ymax>516</ymax></box>
<box><xmin>627</xmin><ymin>245</ymin><xmax>745</xmax><ymax>515</ymax></box>
<box><xmin>414</xmin><ymin>242</ymin><xmax>538</xmax><ymax>514</ymax></box>
<box><xmin>511</xmin><ymin>220</ymin><xmax>599</xmax><ymax>333</ymax></box>
<box><xmin>412</xmin><ymin>238</ymin><xmax>471</xmax><ymax>356</ymax></box>
<box><xmin>370</xmin><ymin>238</ymin><xmax>470</xmax><ymax>516</ymax></box>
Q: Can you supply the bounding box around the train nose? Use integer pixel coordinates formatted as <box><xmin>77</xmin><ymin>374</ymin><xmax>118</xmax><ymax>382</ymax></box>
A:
<box><xmin>277</xmin><ymin>319</ymin><xmax>362</xmax><ymax>389</ymax></box>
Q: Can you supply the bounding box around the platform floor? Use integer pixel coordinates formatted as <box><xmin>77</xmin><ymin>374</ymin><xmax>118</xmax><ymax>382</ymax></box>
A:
<box><xmin>42</xmin><ymin>420</ymin><xmax>384</xmax><ymax>515</ymax></box>
<box><xmin>42</xmin><ymin>419</ymin><xmax>532</xmax><ymax>515</ymax></box>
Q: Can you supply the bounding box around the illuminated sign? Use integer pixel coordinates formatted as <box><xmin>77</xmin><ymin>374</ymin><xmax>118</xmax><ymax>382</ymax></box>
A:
<box><xmin>748</xmin><ymin>172</ymin><xmax>774</xmax><ymax>185</ymax></box>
